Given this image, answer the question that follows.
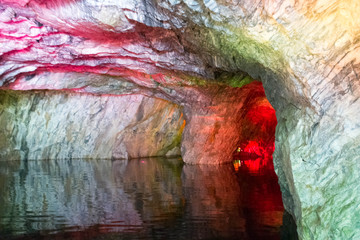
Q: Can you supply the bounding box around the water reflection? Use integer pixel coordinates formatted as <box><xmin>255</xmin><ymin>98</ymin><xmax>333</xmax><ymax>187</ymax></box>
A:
<box><xmin>0</xmin><ymin>157</ymin><xmax>286</xmax><ymax>240</ymax></box>
<box><xmin>235</xmin><ymin>157</ymin><xmax>285</xmax><ymax>240</ymax></box>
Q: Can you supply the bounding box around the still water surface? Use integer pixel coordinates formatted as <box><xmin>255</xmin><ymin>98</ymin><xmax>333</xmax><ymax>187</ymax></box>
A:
<box><xmin>0</xmin><ymin>157</ymin><xmax>289</xmax><ymax>240</ymax></box>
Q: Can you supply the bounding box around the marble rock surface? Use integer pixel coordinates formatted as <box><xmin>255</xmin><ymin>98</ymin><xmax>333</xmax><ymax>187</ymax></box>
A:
<box><xmin>0</xmin><ymin>90</ymin><xmax>184</xmax><ymax>160</ymax></box>
<box><xmin>0</xmin><ymin>0</ymin><xmax>360</xmax><ymax>239</ymax></box>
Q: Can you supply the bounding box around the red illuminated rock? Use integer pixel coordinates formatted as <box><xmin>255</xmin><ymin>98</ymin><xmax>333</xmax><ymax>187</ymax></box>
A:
<box><xmin>1</xmin><ymin>0</ymin><xmax>360</xmax><ymax>239</ymax></box>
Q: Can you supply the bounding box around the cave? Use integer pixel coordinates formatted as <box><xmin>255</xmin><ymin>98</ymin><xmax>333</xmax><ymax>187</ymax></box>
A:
<box><xmin>1</xmin><ymin>0</ymin><xmax>360</xmax><ymax>239</ymax></box>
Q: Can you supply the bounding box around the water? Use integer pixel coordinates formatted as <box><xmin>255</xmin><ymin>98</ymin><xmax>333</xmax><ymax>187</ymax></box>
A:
<box><xmin>0</xmin><ymin>157</ymin><xmax>293</xmax><ymax>240</ymax></box>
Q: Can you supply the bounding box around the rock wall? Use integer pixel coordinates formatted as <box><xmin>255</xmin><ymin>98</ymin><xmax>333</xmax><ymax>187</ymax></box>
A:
<box><xmin>0</xmin><ymin>90</ymin><xmax>184</xmax><ymax>160</ymax></box>
<box><xmin>180</xmin><ymin>81</ymin><xmax>275</xmax><ymax>164</ymax></box>
<box><xmin>0</xmin><ymin>0</ymin><xmax>360</xmax><ymax>239</ymax></box>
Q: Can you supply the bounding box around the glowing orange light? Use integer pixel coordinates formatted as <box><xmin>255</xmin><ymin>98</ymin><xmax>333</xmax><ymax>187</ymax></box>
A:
<box><xmin>233</xmin><ymin>160</ymin><xmax>242</xmax><ymax>172</ymax></box>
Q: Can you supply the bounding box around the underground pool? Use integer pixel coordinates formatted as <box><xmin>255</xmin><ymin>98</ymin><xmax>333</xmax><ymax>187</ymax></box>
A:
<box><xmin>0</xmin><ymin>156</ymin><xmax>297</xmax><ymax>240</ymax></box>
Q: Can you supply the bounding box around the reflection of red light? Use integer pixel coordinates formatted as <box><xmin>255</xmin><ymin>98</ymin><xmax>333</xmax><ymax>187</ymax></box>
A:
<box><xmin>233</xmin><ymin>160</ymin><xmax>241</xmax><ymax>172</ymax></box>
<box><xmin>242</xmin><ymin>157</ymin><xmax>261</xmax><ymax>172</ymax></box>
<box><xmin>233</xmin><ymin>142</ymin><xmax>276</xmax><ymax>173</ymax></box>
<box><xmin>238</xmin><ymin>157</ymin><xmax>284</xmax><ymax>213</ymax></box>
<box><xmin>236</xmin><ymin>153</ymin><xmax>275</xmax><ymax>173</ymax></box>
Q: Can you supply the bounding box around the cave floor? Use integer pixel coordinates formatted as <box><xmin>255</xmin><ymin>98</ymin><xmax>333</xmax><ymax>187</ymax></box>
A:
<box><xmin>0</xmin><ymin>157</ymin><xmax>294</xmax><ymax>240</ymax></box>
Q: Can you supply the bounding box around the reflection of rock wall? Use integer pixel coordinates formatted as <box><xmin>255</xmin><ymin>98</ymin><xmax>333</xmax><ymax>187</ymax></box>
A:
<box><xmin>180</xmin><ymin>164</ymin><xmax>284</xmax><ymax>239</ymax></box>
<box><xmin>181</xmin><ymin>164</ymin><xmax>248</xmax><ymax>239</ymax></box>
<box><xmin>236</xmin><ymin>165</ymin><xmax>284</xmax><ymax>239</ymax></box>
<box><xmin>121</xmin><ymin>158</ymin><xmax>185</xmax><ymax>222</ymax></box>
<box><xmin>2</xmin><ymin>158</ymin><xmax>266</xmax><ymax>239</ymax></box>
<box><xmin>0</xmin><ymin>90</ymin><xmax>184</xmax><ymax>160</ymax></box>
<box><xmin>0</xmin><ymin>159</ymin><xmax>142</xmax><ymax>233</ymax></box>
<box><xmin>0</xmin><ymin>158</ymin><xmax>185</xmax><ymax>235</ymax></box>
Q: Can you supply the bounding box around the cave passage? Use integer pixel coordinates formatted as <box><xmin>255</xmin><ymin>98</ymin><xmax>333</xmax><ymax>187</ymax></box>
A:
<box><xmin>231</xmin><ymin>81</ymin><xmax>278</xmax><ymax>173</ymax></box>
<box><xmin>0</xmin><ymin>81</ymin><xmax>298</xmax><ymax>239</ymax></box>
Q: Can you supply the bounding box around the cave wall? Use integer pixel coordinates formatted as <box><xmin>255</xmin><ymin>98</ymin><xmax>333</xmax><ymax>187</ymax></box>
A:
<box><xmin>0</xmin><ymin>0</ymin><xmax>360</xmax><ymax>239</ymax></box>
<box><xmin>0</xmin><ymin>90</ymin><xmax>184</xmax><ymax>160</ymax></box>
